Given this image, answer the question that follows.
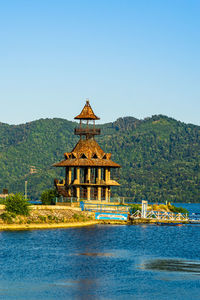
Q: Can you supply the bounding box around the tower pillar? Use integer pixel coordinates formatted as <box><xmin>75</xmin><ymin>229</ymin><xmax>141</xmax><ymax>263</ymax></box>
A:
<box><xmin>65</xmin><ymin>167</ymin><xmax>72</xmax><ymax>185</ymax></box>
<box><xmin>77</xmin><ymin>167</ymin><xmax>80</xmax><ymax>183</ymax></box>
<box><xmin>97</xmin><ymin>167</ymin><xmax>101</xmax><ymax>201</ymax></box>
<box><xmin>76</xmin><ymin>187</ymin><xmax>80</xmax><ymax>200</ymax></box>
<box><xmin>105</xmin><ymin>168</ymin><xmax>109</xmax><ymax>183</ymax></box>
<box><xmin>87</xmin><ymin>167</ymin><xmax>91</xmax><ymax>200</ymax></box>
<box><xmin>98</xmin><ymin>187</ymin><xmax>101</xmax><ymax>201</ymax></box>
<box><xmin>76</xmin><ymin>167</ymin><xmax>80</xmax><ymax>200</ymax></box>
<box><xmin>105</xmin><ymin>187</ymin><xmax>109</xmax><ymax>202</ymax></box>
<box><xmin>108</xmin><ymin>168</ymin><xmax>110</xmax><ymax>181</ymax></box>
<box><xmin>87</xmin><ymin>167</ymin><xmax>91</xmax><ymax>183</ymax></box>
<box><xmin>98</xmin><ymin>168</ymin><xmax>101</xmax><ymax>183</ymax></box>
<box><xmin>87</xmin><ymin>187</ymin><xmax>91</xmax><ymax>201</ymax></box>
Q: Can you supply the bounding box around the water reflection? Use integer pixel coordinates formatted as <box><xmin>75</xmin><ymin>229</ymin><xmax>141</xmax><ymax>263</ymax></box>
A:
<box><xmin>141</xmin><ymin>258</ymin><xmax>200</xmax><ymax>274</ymax></box>
<box><xmin>71</xmin><ymin>228</ymin><xmax>103</xmax><ymax>299</ymax></box>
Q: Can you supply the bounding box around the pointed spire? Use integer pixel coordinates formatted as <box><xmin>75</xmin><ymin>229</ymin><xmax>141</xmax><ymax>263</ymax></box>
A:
<box><xmin>74</xmin><ymin>99</ymin><xmax>100</xmax><ymax>120</ymax></box>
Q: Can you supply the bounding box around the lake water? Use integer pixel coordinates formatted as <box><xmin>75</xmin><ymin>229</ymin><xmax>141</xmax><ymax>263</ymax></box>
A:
<box><xmin>0</xmin><ymin>203</ymin><xmax>200</xmax><ymax>299</ymax></box>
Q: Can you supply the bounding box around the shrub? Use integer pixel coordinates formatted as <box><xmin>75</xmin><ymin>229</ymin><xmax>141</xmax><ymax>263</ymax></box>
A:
<box><xmin>38</xmin><ymin>215</ymin><xmax>46</xmax><ymax>222</ymax></box>
<box><xmin>1</xmin><ymin>212</ymin><xmax>16</xmax><ymax>224</ymax></box>
<box><xmin>41</xmin><ymin>189</ymin><xmax>58</xmax><ymax>205</ymax></box>
<box><xmin>0</xmin><ymin>198</ymin><xmax>6</xmax><ymax>204</ymax></box>
<box><xmin>73</xmin><ymin>213</ymin><xmax>80</xmax><ymax>221</ymax></box>
<box><xmin>129</xmin><ymin>204</ymin><xmax>141</xmax><ymax>214</ymax></box>
<box><xmin>47</xmin><ymin>215</ymin><xmax>53</xmax><ymax>221</ymax></box>
<box><xmin>54</xmin><ymin>216</ymin><xmax>59</xmax><ymax>223</ymax></box>
<box><xmin>72</xmin><ymin>213</ymin><xmax>87</xmax><ymax>222</ymax></box>
<box><xmin>5</xmin><ymin>193</ymin><xmax>30</xmax><ymax>216</ymax></box>
<box><xmin>158</xmin><ymin>204</ymin><xmax>168</xmax><ymax>211</ymax></box>
<box><xmin>167</xmin><ymin>203</ymin><xmax>188</xmax><ymax>214</ymax></box>
<box><xmin>152</xmin><ymin>204</ymin><xmax>159</xmax><ymax>210</ymax></box>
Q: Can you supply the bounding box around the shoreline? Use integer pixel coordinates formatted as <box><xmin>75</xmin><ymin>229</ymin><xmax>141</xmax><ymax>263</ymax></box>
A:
<box><xmin>0</xmin><ymin>220</ymin><xmax>98</xmax><ymax>231</ymax></box>
<box><xmin>0</xmin><ymin>219</ymin><xmax>190</xmax><ymax>231</ymax></box>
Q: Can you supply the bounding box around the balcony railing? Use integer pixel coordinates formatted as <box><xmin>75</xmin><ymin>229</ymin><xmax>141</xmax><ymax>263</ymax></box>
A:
<box><xmin>74</xmin><ymin>128</ymin><xmax>101</xmax><ymax>136</ymax></box>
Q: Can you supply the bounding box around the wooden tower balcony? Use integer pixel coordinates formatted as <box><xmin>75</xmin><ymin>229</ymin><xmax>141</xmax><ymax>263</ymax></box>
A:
<box><xmin>74</xmin><ymin>127</ymin><xmax>101</xmax><ymax>136</ymax></box>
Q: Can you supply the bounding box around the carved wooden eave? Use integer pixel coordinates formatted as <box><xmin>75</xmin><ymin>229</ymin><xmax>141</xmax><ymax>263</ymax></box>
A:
<box><xmin>53</xmin><ymin>158</ymin><xmax>120</xmax><ymax>168</ymax></box>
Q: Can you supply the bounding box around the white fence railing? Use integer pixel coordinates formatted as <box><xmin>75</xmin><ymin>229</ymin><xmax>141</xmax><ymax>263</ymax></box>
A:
<box><xmin>131</xmin><ymin>210</ymin><xmax>188</xmax><ymax>221</ymax></box>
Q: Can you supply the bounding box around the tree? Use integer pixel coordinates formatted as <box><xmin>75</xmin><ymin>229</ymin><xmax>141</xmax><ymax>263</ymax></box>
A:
<box><xmin>41</xmin><ymin>189</ymin><xmax>57</xmax><ymax>205</ymax></box>
<box><xmin>5</xmin><ymin>193</ymin><xmax>30</xmax><ymax>216</ymax></box>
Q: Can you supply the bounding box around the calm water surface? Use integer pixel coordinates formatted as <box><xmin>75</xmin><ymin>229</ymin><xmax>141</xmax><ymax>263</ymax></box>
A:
<box><xmin>0</xmin><ymin>203</ymin><xmax>200</xmax><ymax>300</ymax></box>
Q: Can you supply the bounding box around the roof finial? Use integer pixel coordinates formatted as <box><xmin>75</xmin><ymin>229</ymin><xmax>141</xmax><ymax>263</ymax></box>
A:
<box><xmin>86</xmin><ymin>98</ymin><xmax>89</xmax><ymax>105</ymax></box>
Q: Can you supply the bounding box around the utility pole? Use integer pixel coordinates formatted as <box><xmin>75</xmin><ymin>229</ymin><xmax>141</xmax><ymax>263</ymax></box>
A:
<box><xmin>24</xmin><ymin>166</ymin><xmax>37</xmax><ymax>200</ymax></box>
<box><xmin>25</xmin><ymin>180</ymin><xmax>28</xmax><ymax>199</ymax></box>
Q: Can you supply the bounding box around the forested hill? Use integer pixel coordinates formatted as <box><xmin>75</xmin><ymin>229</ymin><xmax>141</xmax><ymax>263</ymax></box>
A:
<box><xmin>0</xmin><ymin>115</ymin><xmax>199</xmax><ymax>202</ymax></box>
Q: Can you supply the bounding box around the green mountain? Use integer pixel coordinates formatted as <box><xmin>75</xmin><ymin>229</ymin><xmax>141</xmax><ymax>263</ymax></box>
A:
<box><xmin>0</xmin><ymin>115</ymin><xmax>199</xmax><ymax>202</ymax></box>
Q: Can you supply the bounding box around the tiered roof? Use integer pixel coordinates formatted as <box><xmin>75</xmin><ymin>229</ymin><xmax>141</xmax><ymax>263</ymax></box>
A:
<box><xmin>74</xmin><ymin>100</ymin><xmax>100</xmax><ymax>120</ymax></box>
<box><xmin>53</xmin><ymin>139</ymin><xmax>120</xmax><ymax>168</ymax></box>
<box><xmin>54</xmin><ymin>100</ymin><xmax>121</xmax><ymax>168</ymax></box>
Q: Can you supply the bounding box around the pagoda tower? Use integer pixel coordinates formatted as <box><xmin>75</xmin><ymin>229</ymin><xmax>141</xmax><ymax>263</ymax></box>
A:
<box><xmin>53</xmin><ymin>100</ymin><xmax>120</xmax><ymax>202</ymax></box>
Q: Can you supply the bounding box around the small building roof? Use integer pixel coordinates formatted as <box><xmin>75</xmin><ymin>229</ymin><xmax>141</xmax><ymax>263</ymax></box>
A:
<box><xmin>74</xmin><ymin>100</ymin><xmax>100</xmax><ymax>120</ymax></box>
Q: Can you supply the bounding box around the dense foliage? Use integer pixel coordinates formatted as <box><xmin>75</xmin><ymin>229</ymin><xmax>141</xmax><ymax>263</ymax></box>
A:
<box><xmin>41</xmin><ymin>189</ymin><xmax>58</xmax><ymax>205</ymax></box>
<box><xmin>5</xmin><ymin>193</ymin><xmax>30</xmax><ymax>216</ymax></box>
<box><xmin>129</xmin><ymin>204</ymin><xmax>141</xmax><ymax>214</ymax></box>
<box><xmin>0</xmin><ymin>115</ymin><xmax>199</xmax><ymax>202</ymax></box>
<box><xmin>167</xmin><ymin>203</ymin><xmax>189</xmax><ymax>214</ymax></box>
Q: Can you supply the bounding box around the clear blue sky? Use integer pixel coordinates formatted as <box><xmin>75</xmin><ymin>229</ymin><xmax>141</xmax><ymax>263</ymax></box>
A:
<box><xmin>0</xmin><ymin>0</ymin><xmax>199</xmax><ymax>125</ymax></box>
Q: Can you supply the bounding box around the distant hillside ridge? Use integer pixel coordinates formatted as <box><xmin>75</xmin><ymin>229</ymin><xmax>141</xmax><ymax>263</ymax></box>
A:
<box><xmin>0</xmin><ymin>115</ymin><xmax>199</xmax><ymax>202</ymax></box>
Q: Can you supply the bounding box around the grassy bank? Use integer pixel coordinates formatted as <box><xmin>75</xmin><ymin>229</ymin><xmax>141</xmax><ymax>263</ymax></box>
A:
<box><xmin>0</xmin><ymin>204</ymin><xmax>96</xmax><ymax>230</ymax></box>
